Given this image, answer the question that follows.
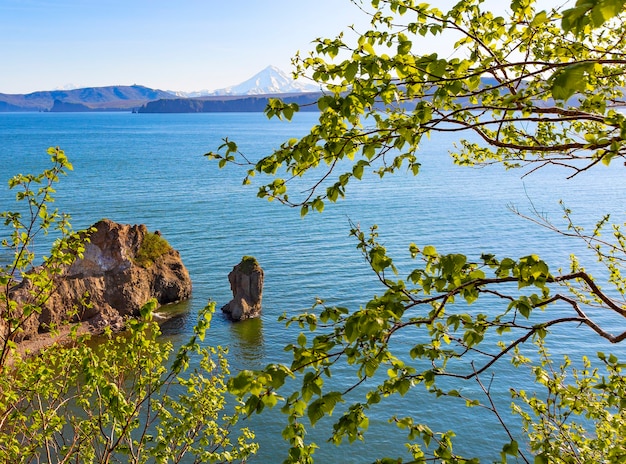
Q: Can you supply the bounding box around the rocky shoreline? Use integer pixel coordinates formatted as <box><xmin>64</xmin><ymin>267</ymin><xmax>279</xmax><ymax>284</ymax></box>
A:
<box><xmin>7</xmin><ymin>219</ymin><xmax>192</xmax><ymax>354</ymax></box>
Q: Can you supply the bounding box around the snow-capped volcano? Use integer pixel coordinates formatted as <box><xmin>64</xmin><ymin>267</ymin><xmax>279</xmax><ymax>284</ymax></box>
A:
<box><xmin>212</xmin><ymin>65</ymin><xmax>320</xmax><ymax>95</ymax></box>
<box><xmin>174</xmin><ymin>66</ymin><xmax>316</xmax><ymax>97</ymax></box>
<box><xmin>169</xmin><ymin>66</ymin><xmax>321</xmax><ymax>97</ymax></box>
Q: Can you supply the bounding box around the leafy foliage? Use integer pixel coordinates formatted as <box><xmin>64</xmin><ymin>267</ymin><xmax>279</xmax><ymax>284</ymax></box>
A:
<box><xmin>0</xmin><ymin>147</ymin><xmax>85</xmax><ymax>366</ymax></box>
<box><xmin>0</xmin><ymin>301</ymin><xmax>258</xmax><ymax>463</ymax></box>
<box><xmin>512</xmin><ymin>344</ymin><xmax>626</xmax><ymax>463</ymax></box>
<box><xmin>0</xmin><ymin>149</ymin><xmax>257</xmax><ymax>463</ymax></box>
<box><xmin>208</xmin><ymin>0</ymin><xmax>626</xmax><ymax>462</ymax></box>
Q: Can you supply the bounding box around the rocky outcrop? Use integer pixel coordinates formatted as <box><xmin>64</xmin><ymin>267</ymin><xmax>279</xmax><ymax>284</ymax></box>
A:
<box><xmin>138</xmin><ymin>93</ymin><xmax>323</xmax><ymax>113</ymax></box>
<box><xmin>10</xmin><ymin>219</ymin><xmax>192</xmax><ymax>342</ymax></box>
<box><xmin>221</xmin><ymin>256</ymin><xmax>264</xmax><ymax>321</ymax></box>
<box><xmin>50</xmin><ymin>99</ymin><xmax>92</xmax><ymax>112</ymax></box>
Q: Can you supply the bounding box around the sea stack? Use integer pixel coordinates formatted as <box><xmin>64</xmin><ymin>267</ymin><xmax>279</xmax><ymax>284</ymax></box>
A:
<box><xmin>221</xmin><ymin>256</ymin><xmax>264</xmax><ymax>321</ymax></box>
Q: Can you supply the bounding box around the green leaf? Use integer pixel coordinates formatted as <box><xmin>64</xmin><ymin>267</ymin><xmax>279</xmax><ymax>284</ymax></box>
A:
<box><xmin>502</xmin><ymin>439</ymin><xmax>519</xmax><ymax>456</ymax></box>
<box><xmin>531</xmin><ymin>10</ymin><xmax>548</xmax><ymax>26</ymax></box>
<box><xmin>422</xmin><ymin>245</ymin><xmax>437</xmax><ymax>257</ymax></box>
<box><xmin>345</xmin><ymin>61</ymin><xmax>359</xmax><ymax>82</ymax></box>
<box><xmin>307</xmin><ymin>399</ymin><xmax>324</xmax><ymax>425</ymax></box>
<box><xmin>551</xmin><ymin>63</ymin><xmax>594</xmax><ymax>101</ymax></box>
<box><xmin>398</xmin><ymin>39</ymin><xmax>412</xmax><ymax>55</ymax></box>
<box><xmin>362</xmin><ymin>42</ymin><xmax>376</xmax><ymax>55</ymax></box>
<box><xmin>370</xmin><ymin>248</ymin><xmax>392</xmax><ymax>272</ymax></box>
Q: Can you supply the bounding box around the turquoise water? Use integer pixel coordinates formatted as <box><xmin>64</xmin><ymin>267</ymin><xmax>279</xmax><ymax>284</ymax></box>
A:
<box><xmin>1</xmin><ymin>112</ymin><xmax>625</xmax><ymax>462</ymax></box>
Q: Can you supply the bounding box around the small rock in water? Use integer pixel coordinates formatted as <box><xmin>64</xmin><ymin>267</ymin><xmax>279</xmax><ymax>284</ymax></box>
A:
<box><xmin>221</xmin><ymin>256</ymin><xmax>264</xmax><ymax>321</ymax></box>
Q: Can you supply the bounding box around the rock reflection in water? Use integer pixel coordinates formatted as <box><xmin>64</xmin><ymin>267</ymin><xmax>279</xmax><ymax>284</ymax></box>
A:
<box><xmin>228</xmin><ymin>317</ymin><xmax>265</xmax><ymax>369</ymax></box>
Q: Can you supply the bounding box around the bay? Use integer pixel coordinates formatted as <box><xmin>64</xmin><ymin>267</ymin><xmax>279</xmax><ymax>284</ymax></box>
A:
<box><xmin>1</xmin><ymin>112</ymin><xmax>625</xmax><ymax>462</ymax></box>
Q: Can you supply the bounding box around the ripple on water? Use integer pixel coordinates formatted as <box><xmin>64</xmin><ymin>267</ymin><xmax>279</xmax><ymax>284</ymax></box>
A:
<box><xmin>1</xmin><ymin>112</ymin><xmax>625</xmax><ymax>462</ymax></box>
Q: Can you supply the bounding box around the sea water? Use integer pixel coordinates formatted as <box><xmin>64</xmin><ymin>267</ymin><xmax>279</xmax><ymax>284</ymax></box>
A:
<box><xmin>1</xmin><ymin>111</ymin><xmax>625</xmax><ymax>462</ymax></box>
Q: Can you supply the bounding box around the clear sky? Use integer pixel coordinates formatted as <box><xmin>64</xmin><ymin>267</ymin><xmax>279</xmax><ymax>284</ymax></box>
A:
<box><xmin>0</xmin><ymin>0</ymin><xmax>566</xmax><ymax>94</ymax></box>
<box><xmin>0</xmin><ymin>0</ymin><xmax>373</xmax><ymax>94</ymax></box>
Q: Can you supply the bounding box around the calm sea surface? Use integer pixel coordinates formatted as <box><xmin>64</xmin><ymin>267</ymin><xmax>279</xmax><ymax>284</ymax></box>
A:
<box><xmin>1</xmin><ymin>112</ymin><xmax>625</xmax><ymax>462</ymax></box>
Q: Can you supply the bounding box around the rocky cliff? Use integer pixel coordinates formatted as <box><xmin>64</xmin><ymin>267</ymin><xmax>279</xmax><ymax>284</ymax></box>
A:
<box><xmin>10</xmin><ymin>219</ymin><xmax>192</xmax><ymax>343</ymax></box>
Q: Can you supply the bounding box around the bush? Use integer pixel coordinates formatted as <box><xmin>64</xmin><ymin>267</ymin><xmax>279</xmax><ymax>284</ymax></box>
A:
<box><xmin>238</xmin><ymin>255</ymin><xmax>259</xmax><ymax>275</ymax></box>
<box><xmin>0</xmin><ymin>148</ymin><xmax>258</xmax><ymax>463</ymax></box>
<box><xmin>134</xmin><ymin>232</ymin><xmax>172</xmax><ymax>268</ymax></box>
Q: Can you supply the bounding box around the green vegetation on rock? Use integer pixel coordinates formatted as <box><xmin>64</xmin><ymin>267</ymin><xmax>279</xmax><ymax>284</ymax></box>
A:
<box><xmin>134</xmin><ymin>232</ymin><xmax>172</xmax><ymax>268</ymax></box>
<box><xmin>239</xmin><ymin>255</ymin><xmax>259</xmax><ymax>274</ymax></box>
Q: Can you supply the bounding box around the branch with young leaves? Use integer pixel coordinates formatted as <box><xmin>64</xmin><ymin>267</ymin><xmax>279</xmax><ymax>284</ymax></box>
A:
<box><xmin>208</xmin><ymin>0</ymin><xmax>626</xmax><ymax>213</ymax></box>
<box><xmin>214</xmin><ymin>1</ymin><xmax>626</xmax><ymax>462</ymax></box>
<box><xmin>0</xmin><ymin>147</ymin><xmax>88</xmax><ymax>367</ymax></box>
<box><xmin>227</xmin><ymin>222</ymin><xmax>626</xmax><ymax>462</ymax></box>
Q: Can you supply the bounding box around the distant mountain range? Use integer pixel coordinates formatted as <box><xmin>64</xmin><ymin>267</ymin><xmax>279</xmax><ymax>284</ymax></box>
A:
<box><xmin>0</xmin><ymin>66</ymin><xmax>322</xmax><ymax>113</ymax></box>
<box><xmin>0</xmin><ymin>85</ymin><xmax>174</xmax><ymax>112</ymax></box>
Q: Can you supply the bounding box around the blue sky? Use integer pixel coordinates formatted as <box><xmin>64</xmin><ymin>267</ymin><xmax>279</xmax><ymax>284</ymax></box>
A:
<box><xmin>0</xmin><ymin>0</ymin><xmax>565</xmax><ymax>94</ymax></box>
<box><xmin>0</xmin><ymin>0</ymin><xmax>369</xmax><ymax>93</ymax></box>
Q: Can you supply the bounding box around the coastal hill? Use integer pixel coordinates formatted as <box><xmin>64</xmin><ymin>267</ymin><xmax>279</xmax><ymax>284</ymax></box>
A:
<box><xmin>137</xmin><ymin>92</ymin><xmax>323</xmax><ymax>113</ymax></box>
<box><xmin>0</xmin><ymin>85</ymin><xmax>175</xmax><ymax>112</ymax></box>
<box><xmin>138</xmin><ymin>66</ymin><xmax>322</xmax><ymax>113</ymax></box>
<box><xmin>0</xmin><ymin>68</ymin><xmax>513</xmax><ymax>113</ymax></box>
<box><xmin>0</xmin><ymin>66</ymin><xmax>322</xmax><ymax>113</ymax></box>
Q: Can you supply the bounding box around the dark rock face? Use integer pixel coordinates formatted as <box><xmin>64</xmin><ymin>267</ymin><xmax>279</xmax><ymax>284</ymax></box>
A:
<box><xmin>9</xmin><ymin>219</ymin><xmax>192</xmax><ymax>342</ymax></box>
<box><xmin>221</xmin><ymin>257</ymin><xmax>264</xmax><ymax>321</ymax></box>
<box><xmin>138</xmin><ymin>93</ymin><xmax>323</xmax><ymax>113</ymax></box>
<box><xmin>50</xmin><ymin>99</ymin><xmax>92</xmax><ymax>112</ymax></box>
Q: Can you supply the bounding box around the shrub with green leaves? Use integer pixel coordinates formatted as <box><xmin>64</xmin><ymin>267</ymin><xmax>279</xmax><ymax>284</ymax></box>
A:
<box><xmin>0</xmin><ymin>300</ymin><xmax>258</xmax><ymax>463</ymax></box>
<box><xmin>512</xmin><ymin>344</ymin><xmax>626</xmax><ymax>464</ymax></box>
<box><xmin>0</xmin><ymin>148</ymin><xmax>257</xmax><ymax>463</ymax></box>
<box><xmin>134</xmin><ymin>232</ymin><xmax>172</xmax><ymax>268</ymax></box>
